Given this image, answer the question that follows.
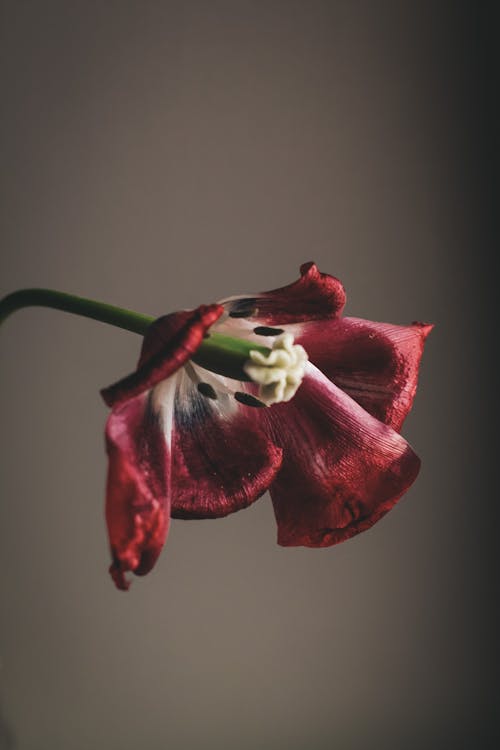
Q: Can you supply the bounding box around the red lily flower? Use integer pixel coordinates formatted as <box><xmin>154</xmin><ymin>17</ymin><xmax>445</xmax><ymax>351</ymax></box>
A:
<box><xmin>101</xmin><ymin>263</ymin><xmax>432</xmax><ymax>590</ymax></box>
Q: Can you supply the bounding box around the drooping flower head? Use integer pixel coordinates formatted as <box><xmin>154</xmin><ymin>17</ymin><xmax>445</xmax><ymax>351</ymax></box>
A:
<box><xmin>101</xmin><ymin>263</ymin><xmax>432</xmax><ymax>590</ymax></box>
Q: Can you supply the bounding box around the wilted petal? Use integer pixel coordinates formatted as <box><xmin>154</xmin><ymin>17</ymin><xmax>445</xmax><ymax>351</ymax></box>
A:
<box><xmin>105</xmin><ymin>393</ymin><xmax>171</xmax><ymax>590</ymax></box>
<box><xmin>286</xmin><ymin>317</ymin><xmax>433</xmax><ymax>430</ymax></box>
<box><xmin>221</xmin><ymin>262</ymin><xmax>346</xmax><ymax>325</ymax></box>
<box><xmin>170</xmin><ymin>367</ymin><xmax>282</xmax><ymax>518</ymax></box>
<box><xmin>265</xmin><ymin>363</ymin><xmax>421</xmax><ymax>547</ymax></box>
<box><xmin>101</xmin><ymin>304</ymin><xmax>223</xmax><ymax>408</ymax></box>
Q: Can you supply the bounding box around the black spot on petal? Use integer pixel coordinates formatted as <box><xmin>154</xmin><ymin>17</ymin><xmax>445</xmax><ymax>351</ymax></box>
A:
<box><xmin>228</xmin><ymin>298</ymin><xmax>258</xmax><ymax>318</ymax></box>
<box><xmin>234</xmin><ymin>392</ymin><xmax>267</xmax><ymax>408</ymax></box>
<box><xmin>253</xmin><ymin>326</ymin><xmax>284</xmax><ymax>336</ymax></box>
<box><xmin>197</xmin><ymin>382</ymin><xmax>218</xmax><ymax>400</ymax></box>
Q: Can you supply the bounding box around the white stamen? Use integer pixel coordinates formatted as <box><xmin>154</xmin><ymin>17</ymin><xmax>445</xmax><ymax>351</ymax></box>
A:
<box><xmin>243</xmin><ymin>333</ymin><xmax>308</xmax><ymax>406</ymax></box>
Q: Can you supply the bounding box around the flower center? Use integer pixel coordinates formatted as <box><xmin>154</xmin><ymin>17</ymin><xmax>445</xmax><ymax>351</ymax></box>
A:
<box><xmin>243</xmin><ymin>333</ymin><xmax>308</xmax><ymax>405</ymax></box>
<box><xmin>191</xmin><ymin>329</ymin><xmax>308</xmax><ymax>407</ymax></box>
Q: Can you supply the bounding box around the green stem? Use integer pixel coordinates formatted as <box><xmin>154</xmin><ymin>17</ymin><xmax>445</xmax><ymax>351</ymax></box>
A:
<box><xmin>192</xmin><ymin>333</ymin><xmax>269</xmax><ymax>381</ymax></box>
<box><xmin>0</xmin><ymin>288</ymin><xmax>154</xmax><ymax>335</ymax></box>
<box><xmin>0</xmin><ymin>287</ymin><xmax>271</xmax><ymax>381</ymax></box>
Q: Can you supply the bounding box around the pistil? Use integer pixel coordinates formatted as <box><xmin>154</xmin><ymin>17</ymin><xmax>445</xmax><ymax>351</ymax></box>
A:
<box><xmin>243</xmin><ymin>333</ymin><xmax>308</xmax><ymax>405</ymax></box>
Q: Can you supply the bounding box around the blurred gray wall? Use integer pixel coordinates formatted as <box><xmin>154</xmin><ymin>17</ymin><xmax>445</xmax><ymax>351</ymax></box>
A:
<box><xmin>1</xmin><ymin>2</ymin><xmax>497</xmax><ymax>749</ymax></box>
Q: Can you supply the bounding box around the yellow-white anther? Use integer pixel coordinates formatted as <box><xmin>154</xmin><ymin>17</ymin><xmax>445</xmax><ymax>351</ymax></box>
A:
<box><xmin>243</xmin><ymin>333</ymin><xmax>308</xmax><ymax>405</ymax></box>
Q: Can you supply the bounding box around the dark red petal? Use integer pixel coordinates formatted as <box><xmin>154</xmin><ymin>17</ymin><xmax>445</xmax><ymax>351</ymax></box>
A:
<box><xmin>291</xmin><ymin>317</ymin><xmax>433</xmax><ymax>430</ymax></box>
<box><xmin>101</xmin><ymin>304</ymin><xmax>224</xmax><ymax>408</ymax></box>
<box><xmin>265</xmin><ymin>364</ymin><xmax>421</xmax><ymax>547</ymax></box>
<box><xmin>105</xmin><ymin>394</ymin><xmax>170</xmax><ymax>590</ymax></box>
<box><xmin>169</xmin><ymin>370</ymin><xmax>282</xmax><ymax>518</ymax></box>
<box><xmin>221</xmin><ymin>262</ymin><xmax>346</xmax><ymax>325</ymax></box>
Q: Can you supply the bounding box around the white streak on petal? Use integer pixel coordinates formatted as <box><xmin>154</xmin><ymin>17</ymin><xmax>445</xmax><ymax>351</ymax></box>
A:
<box><xmin>151</xmin><ymin>372</ymin><xmax>179</xmax><ymax>447</ymax></box>
<box><xmin>189</xmin><ymin>363</ymin><xmax>241</xmax><ymax>417</ymax></box>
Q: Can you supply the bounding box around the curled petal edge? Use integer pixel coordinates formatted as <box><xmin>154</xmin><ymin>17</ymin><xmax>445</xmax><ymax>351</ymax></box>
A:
<box><xmin>221</xmin><ymin>262</ymin><xmax>346</xmax><ymax>325</ymax></box>
<box><xmin>288</xmin><ymin>317</ymin><xmax>433</xmax><ymax>430</ymax></box>
<box><xmin>265</xmin><ymin>363</ymin><xmax>421</xmax><ymax>548</ymax></box>
<box><xmin>101</xmin><ymin>304</ymin><xmax>224</xmax><ymax>408</ymax></box>
<box><xmin>105</xmin><ymin>394</ymin><xmax>170</xmax><ymax>591</ymax></box>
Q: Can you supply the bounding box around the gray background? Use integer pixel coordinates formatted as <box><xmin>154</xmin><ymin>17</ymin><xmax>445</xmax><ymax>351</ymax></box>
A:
<box><xmin>1</xmin><ymin>2</ymin><xmax>496</xmax><ymax>749</ymax></box>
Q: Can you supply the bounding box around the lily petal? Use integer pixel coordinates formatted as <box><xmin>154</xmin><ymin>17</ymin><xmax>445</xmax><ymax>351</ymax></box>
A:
<box><xmin>265</xmin><ymin>363</ymin><xmax>421</xmax><ymax>547</ymax></box>
<box><xmin>221</xmin><ymin>262</ymin><xmax>346</xmax><ymax>325</ymax></box>
<box><xmin>288</xmin><ymin>317</ymin><xmax>433</xmax><ymax>430</ymax></box>
<box><xmin>105</xmin><ymin>393</ymin><xmax>170</xmax><ymax>590</ymax></box>
<box><xmin>101</xmin><ymin>304</ymin><xmax>223</xmax><ymax>408</ymax></box>
<box><xmin>170</xmin><ymin>367</ymin><xmax>283</xmax><ymax>518</ymax></box>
